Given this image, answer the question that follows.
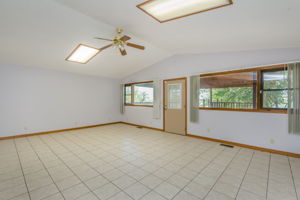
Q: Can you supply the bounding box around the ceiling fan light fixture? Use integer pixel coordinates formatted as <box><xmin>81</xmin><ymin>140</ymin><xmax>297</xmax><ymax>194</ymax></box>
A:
<box><xmin>66</xmin><ymin>44</ymin><xmax>100</xmax><ymax>64</ymax></box>
<box><xmin>137</xmin><ymin>0</ymin><xmax>233</xmax><ymax>23</ymax></box>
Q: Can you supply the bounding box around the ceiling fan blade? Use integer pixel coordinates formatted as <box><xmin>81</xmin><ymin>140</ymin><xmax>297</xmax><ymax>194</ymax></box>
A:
<box><xmin>120</xmin><ymin>35</ymin><xmax>131</xmax><ymax>41</ymax></box>
<box><xmin>126</xmin><ymin>43</ymin><xmax>145</xmax><ymax>50</ymax></box>
<box><xmin>119</xmin><ymin>48</ymin><xmax>127</xmax><ymax>56</ymax></box>
<box><xmin>99</xmin><ymin>44</ymin><xmax>113</xmax><ymax>51</ymax></box>
<box><xmin>94</xmin><ymin>37</ymin><xmax>113</xmax><ymax>42</ymax></box>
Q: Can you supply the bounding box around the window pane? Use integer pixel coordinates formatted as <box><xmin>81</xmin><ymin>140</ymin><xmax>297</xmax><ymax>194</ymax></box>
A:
<box><xmin>199</xmin><ymin>72</ymin><xmax>257</xmax><ymax>109</ymax></box>
<box><xmin>168</xmin><ymin>83</ymin><xmax>182</xmax><ymax>109</ymax></box>
<box><xmin>263</xmin><ymin>70</ymin><xmax>287</xmax><ymax>89</ymax></box>
<box><xmin>133</xmin><ymin>83</ymin><xmax>153</xmax><ymax>105</ymax></box>
<box><xmin>125</xmin><ymin>86</ymin><xmax>132</xmax><ymax>104</ymax></box>
<box><xmin>263</xmin><ymin>90</ymin><xmax>288</xmax><ymax>109</ymax></box>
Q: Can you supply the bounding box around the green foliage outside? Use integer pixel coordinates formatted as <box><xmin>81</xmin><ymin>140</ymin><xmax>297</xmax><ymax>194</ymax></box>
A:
<box><xmin>134</xmin><ymin>86</ymin><xmax>153</xmax><ymax>105</ymax></box>
<box><xmin>211</xmin><ymin>87</ymin><xmax>253</xmax><ymax>103</ymax></box>
<box><xmin>199</xmin><ymin>70</ymin><xmax>288</xmax><ymax>109</ymax></box>
<box><xmin>263</xmin><ymin>71</ymin><xmax>288</xmax><ymax>109</ymax></box>
<box><xmin>125</xmin><ymin>86</ymin><xmax>131</xmax><ymax>104</ymax></box>
<box><xmin>200</xmin><ymin>87</ymin><xmax>253</xmax><ymax>109</ymax></box>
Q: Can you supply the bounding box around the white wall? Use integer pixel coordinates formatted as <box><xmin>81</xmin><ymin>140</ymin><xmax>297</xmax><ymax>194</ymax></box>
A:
<box><xmin>0</xmin><ymin>64</ymin><xmax>122</xmax><ymax>137</ymax></box>
<box><xmin>121</xmin><ymin>48</ymin><xmax>300</xmax><ymax>154</ymax></box>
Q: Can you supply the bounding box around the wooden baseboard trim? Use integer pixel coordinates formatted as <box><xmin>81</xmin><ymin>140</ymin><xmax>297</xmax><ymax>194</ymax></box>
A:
<box><xmin>0</xmin><ymin>122</ymin><xmax>122</xmax><ymax>140</ymax></box>
<box><xmin>1</xmin><ymin>122</ymin><xmax>298</xmax><ymax>158</ymax></box>
<box><xmin>187</xmin><ymin>134</ymin><xmax>300</xmax><ymax>158</ymax></box>
<box><xmin>120</xmin><ymin>122</ymin><xmax>164</xmax><ymax>132</ymax></box>
<box><xmin>119</xmin><ymin>123</ymin><xmax>300</xmax><ymax>158</ymax></box>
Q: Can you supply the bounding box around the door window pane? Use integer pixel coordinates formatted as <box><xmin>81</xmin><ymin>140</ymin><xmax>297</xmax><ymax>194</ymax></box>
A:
<box><xmin>168</xmin><ymin>83</ymin><xmax>182</xmax><ymax>109</ymax></box>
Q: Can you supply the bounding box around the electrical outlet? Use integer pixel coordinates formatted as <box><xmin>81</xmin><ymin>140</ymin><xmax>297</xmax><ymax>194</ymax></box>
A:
<box><xmin>270</xmin><ymin>139</ymin><xmax>275</xmax><ymax>144</ymax></box>
<box><xmin>23</xmin><ymin>126</ymin><xmax>28</xmax><ymax>131</ymax></box>
<box><xmin>74</xmin><ymin>122</ymin><xmax>79</xmax><ymax>125</ymax></box>
<box><xmin>207</xmin><ymin>128</ymin><xmax>211</xmax><ymax>133</ymax></box>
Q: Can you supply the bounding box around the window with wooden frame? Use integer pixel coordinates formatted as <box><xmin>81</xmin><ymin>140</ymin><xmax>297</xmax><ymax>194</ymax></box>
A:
<box><xmin>124</xmin><ymin>82</ymin><xmax>154</xmax><ymax>107</ymax></box>
<box><xmin>199</xmin><ymin>65</ymin><xmax>288</xmax><ymax>113</ymax></box>
<box><xmin>261</xmin><ymin>68</ymin><xmax>288</xmax><ymax>110</ymax></box>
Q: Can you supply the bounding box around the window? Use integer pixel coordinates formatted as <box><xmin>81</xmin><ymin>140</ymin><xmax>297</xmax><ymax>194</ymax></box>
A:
<box><xmin>200</xmin><ymin>71</ymin><xmax>257</xmax><ymax>109</ymax></box>
<box><xmin>261</xmin><ymin>69</ymin><xmax>288</xmax><ymax>109</ymax></box>
<box><xmin>199</xmin><ymin>65</ymin><xmax>288</xmax><ymax>113</ymax></box>
<box><xmin>124</xmin><ymin>82</ymin><xmax>154</xmax><ymax>106</ymax></box>
<box><xmin>125</xmin><ymin>85</ymin><xmax>132</xmax><ymax>104</ymax></box>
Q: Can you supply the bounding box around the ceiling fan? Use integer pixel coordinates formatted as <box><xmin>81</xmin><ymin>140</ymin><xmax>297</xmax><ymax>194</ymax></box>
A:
<box><xmin>95</xmin><ymin>28</ymin><xmax>145</xmax><ymax>56</ymax></box>
<box><xmin>66</xmin><ymin>28</ymin><xmax>145</xmax><ymax>64</ymax></box>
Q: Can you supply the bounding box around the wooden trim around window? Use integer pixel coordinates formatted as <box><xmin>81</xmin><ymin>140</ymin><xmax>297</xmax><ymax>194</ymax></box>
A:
<box><xmin>199</xmin><ymin>65</ymin><xmax>288</xmax><ymax>114</ymax></box>
<box><xmin>199</xmin><ymin>107</ymin><xmax>287</xmax><ymax>114</ymax></box>
<box><xmin>124</xmin><ymin>81</ymin><xmax>154</xmax><ymax>107</ymax></box>
<box><xmin>125</xmin><ymin>104</ymin><xmax>153</xmax><ymax>107</ymax></box>
<box><xmin>124</xmin><ymin>81</ymin><xmax>153</xmax><ymax>86</ymax></box>
<box><xmin>200</xmin><ymin>65</ymin><xmax>286</xmax><ymax>77</ymax></box>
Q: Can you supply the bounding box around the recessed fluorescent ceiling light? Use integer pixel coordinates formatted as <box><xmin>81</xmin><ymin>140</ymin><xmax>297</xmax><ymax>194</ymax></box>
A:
<box><xmin>137</xmin><ymin>0</ymin><xmax>233</xmax><ymax>23</ymax></box>
<box><xmin>66</xmin><ymin>44</ymin><xmax>100</xmax><ymax>64</ymax></box>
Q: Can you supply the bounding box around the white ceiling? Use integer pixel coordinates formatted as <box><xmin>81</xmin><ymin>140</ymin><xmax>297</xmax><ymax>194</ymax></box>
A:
<box><xmin>55</xmin><ymin>0</ymin><xmax>300</xmax><ymax>54</ymax></box>
<box><xmin>0</xmin><ymin>0</ymin><xmax>171</xmax><ymax>78</ymax></box>
<box><xmin>1</xmin><ymin>0</ymin><xmax>299</xmax><ymax>78</ymax></box>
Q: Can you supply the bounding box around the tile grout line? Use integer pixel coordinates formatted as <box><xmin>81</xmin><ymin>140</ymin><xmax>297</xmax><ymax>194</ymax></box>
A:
<box><xmin>266</xmin><ymin>152</ymin><xmax>271</xmax><ymax>200</ymax></box>
<box><xmin>66</xmin><ymin>130</ymin><xmax>218</xmax><ymax>194</ymax></box>
<box><xmin>3</xmin><ymin>125</ymin><xmax>297</xmax><ymax>200</ymax></box>
<box><xmin>64</xmin><ymin>128</ymin><xmax>259</xmax><ymax>200</ymax></box>
<box><xmin>234</xmin><ymin>150</ymin><xmax>255</xmax><ymax>199</ymax></box>
<box><xmin>37</xmin><ymin>134</ymin><xmax>105</xmax><ymax>200</ymax></box>
<box><xmin>49</xmin><ymin>132</ymin><xmax>137</xmax><ymax>200</ymax></box>
<box><xmin>201</xmin><ymin>148</ymin><xmax>242</xmax><ymax>200</ymax></box>
<box><xmin>58</xmin><ymin>128</ymin><xmax>219</xmax><ymax>200</ymax></box>
<box><xmin>288</xmin><ymin>157</ymin><xmax>299</xmax><ymax>200</ymax></box>
<box><xmin>141</xmin><ymin>142</ymin><xmax>223</xmax><ymax>200</ymax></box>
<box><xmin>62</xmin><ymin>131</ymin><xmax>151</xmax><ymax>200</ymax></box>
<box><xmin>25</xmin><ymin>136</ymin><xmax>67</xmax><ymax>200</ymax></box>
<box><xmin>170</xmin><ymin>145</ymin><xmax>228</xmax><ymax>200</ymax></box>
<box><xmin>12</xmin><ymin>139</ymin><xmax>32</xmax><ymax>200</ymax></box>
<box><xmin>57</xmin><ymin>130</ymin><xmax>165</xmax><ymax>200</ymax></box>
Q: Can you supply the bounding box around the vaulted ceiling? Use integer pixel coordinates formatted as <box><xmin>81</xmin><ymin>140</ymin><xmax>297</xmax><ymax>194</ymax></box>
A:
<box><xmin>0</xmin><ymin>0</ymin><xmax>171</xmax><ymax>78</ymax></box>
<box><xmin>56</xmin><ymin>0</ymin><xmax>300</xmax><ymax>54</ymax></box>
<box><xmin>1</xmin><ymin>0</ymin><xmax>299</xmax><ymax>78</ymax></box>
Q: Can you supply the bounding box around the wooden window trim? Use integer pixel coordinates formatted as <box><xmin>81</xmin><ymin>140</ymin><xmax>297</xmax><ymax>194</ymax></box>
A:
<box><xmin>260</xmin><ymin>68</ymin><xmax>288</xmax><ymax>111</ymax></box>
<box><xmin>124</xmin><ymin>81</ymin><xmax>154</xmax><ymax>107</ymax></box>
<box><xmin>125</xmin><ymin>104</ymin><xmax>154</xmax><ymax>108</ymax></box>
<box><xmin>199</xmin><ymin>107</ymin><xmax>287</xmax><ymax>114</ymax></box>
<box><xmin>199</xmin><ymin>65</ymin><xmax>288</xmax><ymax>114</ymax></box>
<box><xmin>200</xmin><ymin>65</ymin><xmax>286</xmax><ymax>77</ymax></box>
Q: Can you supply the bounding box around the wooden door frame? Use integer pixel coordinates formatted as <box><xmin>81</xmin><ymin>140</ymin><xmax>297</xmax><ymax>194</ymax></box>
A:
<box><xmin>163</xmin><ymin>77</ymin><xmax>187</xmax><ymax>135</ymax></box>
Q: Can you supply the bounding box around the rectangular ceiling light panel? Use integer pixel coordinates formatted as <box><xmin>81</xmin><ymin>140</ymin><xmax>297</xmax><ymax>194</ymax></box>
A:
<box><xmin>66</xmin><ymin>44</ymin><xmax>100</xmax><ymax>64</ymax></box>
<box><xmin>137</xmin><ymin>0</ymin><xmax>233</xmax><ymax>23</ymax></box>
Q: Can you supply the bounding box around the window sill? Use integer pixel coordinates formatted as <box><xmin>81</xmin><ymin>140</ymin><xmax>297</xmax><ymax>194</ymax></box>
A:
<box><xmin>125</xmin><ymin>104</ymin><xmax>153</xmax><ymax>108</ymax></box>
<box><xmin>199</xmin><ymin>107</ymin><xmax>287</xmax><ymax>114</ymax></box>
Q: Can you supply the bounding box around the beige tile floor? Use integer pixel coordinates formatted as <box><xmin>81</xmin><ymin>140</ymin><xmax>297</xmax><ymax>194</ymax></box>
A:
<box><xmin>0</xmin><ymin>124</ymin><xmax>299</xmax><ymax>200</ymax></box>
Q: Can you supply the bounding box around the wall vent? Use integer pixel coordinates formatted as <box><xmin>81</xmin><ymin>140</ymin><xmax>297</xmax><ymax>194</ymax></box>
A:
<box><xmin>220</xmin><ymin>144</ymin><xmax>234</xmax><ymax>148</ymax></box>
